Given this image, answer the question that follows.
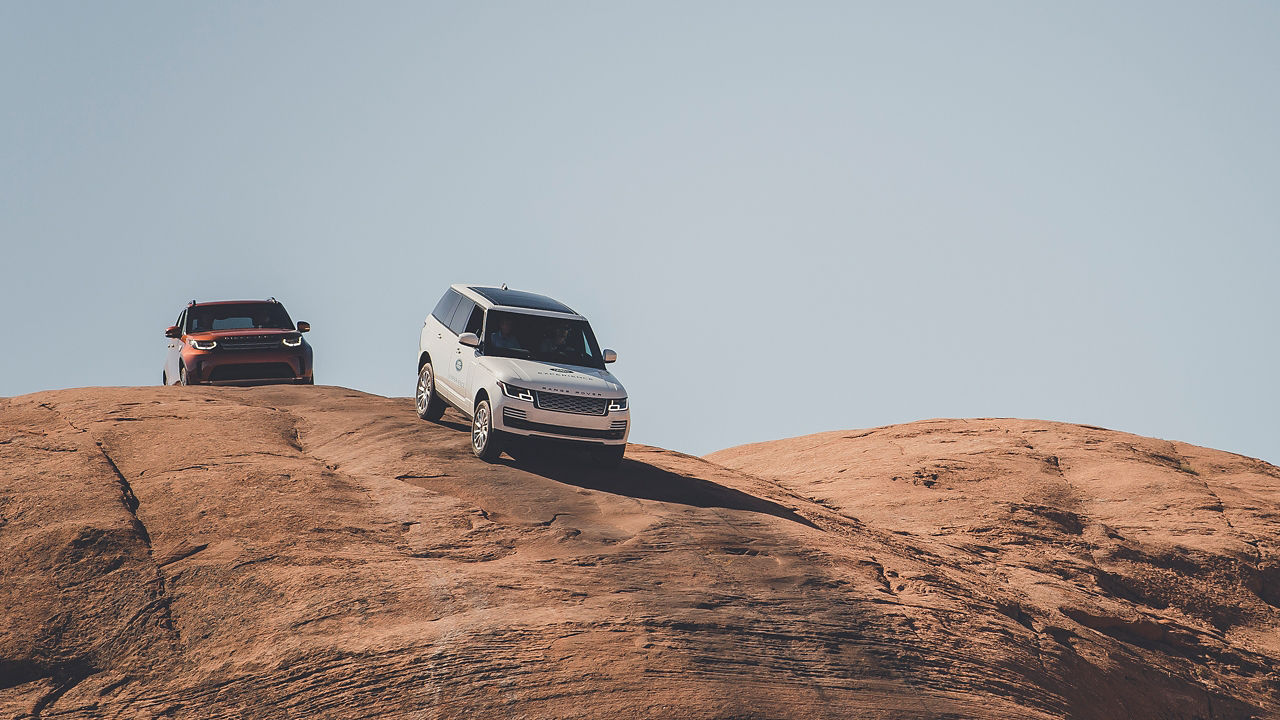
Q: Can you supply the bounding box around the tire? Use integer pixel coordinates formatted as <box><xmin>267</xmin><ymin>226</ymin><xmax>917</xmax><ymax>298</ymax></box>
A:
<box><xmin>590</xmin><ymin>444</ymin><xmax>626</xmax><ymax>468</ymax></box>
<box><xmin>179</xmin><ymin>365</ymin><xmax>193</xmax><ymax>386</ymax></box>
<box><xmin>470</xmin><ymin>399</ymin><xmax>503</xmax><ymax>462</ymax></box>
<box><xmin>162</xmin><ymin>371</ymin><xmax>168</xmax><ymax>386</ymax></box>
<box><xmin>415</xmin><ymin>363</ymin><xmax>446</xmax><ymax>420</ymax></box>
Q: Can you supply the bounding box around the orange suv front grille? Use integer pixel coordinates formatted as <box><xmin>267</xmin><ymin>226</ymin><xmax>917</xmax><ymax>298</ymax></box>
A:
<box><xmin>219</xmin><ymin>335</ymin><xmax>292</xmax><ymax>351</ymax></box>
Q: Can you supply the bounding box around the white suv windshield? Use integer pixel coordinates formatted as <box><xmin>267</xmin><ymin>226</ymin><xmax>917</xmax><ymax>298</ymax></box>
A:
<box><xmin>484</xmin><ymin>310</ymin><xmax>604</xmax><ymax>370</ymax></box>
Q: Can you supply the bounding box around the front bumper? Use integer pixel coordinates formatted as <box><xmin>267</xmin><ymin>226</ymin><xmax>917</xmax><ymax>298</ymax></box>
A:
<box><xmin>182</xmin><ymin>347</ymin><xmax>312</xmax><ymax>385</ymax></box>
<box><xmin>492</xmin><ymin>394</ymin><xmax>629</xmax><ymax>446</ymax></box>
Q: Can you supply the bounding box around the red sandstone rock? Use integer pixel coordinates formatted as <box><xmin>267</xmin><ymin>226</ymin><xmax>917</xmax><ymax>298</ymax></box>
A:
<box><xmin>1</xmin><ymin>388</ymin><xmax>1275</xmax><ymax>718</ymax></box>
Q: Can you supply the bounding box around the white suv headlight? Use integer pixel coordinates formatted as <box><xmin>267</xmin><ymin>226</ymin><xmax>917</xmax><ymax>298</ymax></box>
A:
<box><xmin>608</xmin><ymin>397</ymin><xmax>628</xmax><ymax>412</ymax></box>
<box><xmin>499</xmin><ymin>382</ymin><xmax>535</xmax><ymax>402</ymax></box>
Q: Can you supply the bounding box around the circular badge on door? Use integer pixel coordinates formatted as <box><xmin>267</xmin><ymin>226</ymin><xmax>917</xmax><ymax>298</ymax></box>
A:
<box><xmin>455</xmin><ymin>359</ymin><xmax>463</xmax><ymax>371</ymax></box>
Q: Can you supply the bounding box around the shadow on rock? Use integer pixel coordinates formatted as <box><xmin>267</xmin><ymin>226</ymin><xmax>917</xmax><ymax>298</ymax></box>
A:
<box><xmin>507</xmin><ymin>450</ymin><xmax>820</xmax><ymax>530</ymax></box>
<box><xmin>434</xmin><ymin>418</ymin><xmax>471</xmax><ymax>434</ymax></box>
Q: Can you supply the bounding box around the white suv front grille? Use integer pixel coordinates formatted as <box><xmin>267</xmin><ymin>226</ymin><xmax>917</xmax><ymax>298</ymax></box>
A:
<box><xmin>534</xmin><ymin>390</ymin><xmax>608</xmax><ymax>416</ymax></box>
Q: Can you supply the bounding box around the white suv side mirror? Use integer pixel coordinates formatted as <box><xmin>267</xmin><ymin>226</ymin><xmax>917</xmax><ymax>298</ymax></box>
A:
<box><xmin>603</xmin><ymin>349</ymin><xmax>617</xmax><ymax>364</ymax></box>
<box><xmin>459</xmin><ymin>332</ymin><xmax>481</xmax><ymax>348</ymax></box>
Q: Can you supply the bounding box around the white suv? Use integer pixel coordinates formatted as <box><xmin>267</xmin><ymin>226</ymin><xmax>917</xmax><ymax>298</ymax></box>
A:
<box><xmin>416</xmin><ymin>285</ymin><xmax>630</xmax><ymax>466</ymax></box>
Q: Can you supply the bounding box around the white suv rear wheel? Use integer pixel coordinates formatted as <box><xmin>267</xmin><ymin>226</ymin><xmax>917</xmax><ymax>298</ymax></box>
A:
<box><xmin>415</xmin><ymin>363</ymin><xmax>446</xmax><ymax>421</ymax></box>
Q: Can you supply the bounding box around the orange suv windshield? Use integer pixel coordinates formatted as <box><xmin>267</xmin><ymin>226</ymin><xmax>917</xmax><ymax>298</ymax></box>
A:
<box><xmin>187</xmin><ymin>304</ymin><xmax>294</xmax><ymax>332</ymax></box>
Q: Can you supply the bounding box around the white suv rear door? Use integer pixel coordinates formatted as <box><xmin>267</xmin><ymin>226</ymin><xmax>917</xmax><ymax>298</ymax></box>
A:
<box><xmin>423</xmin><ymin>290</ymin><xmax>460</xmax><ymax>397</ymax></box>
<box><xmin>439</xmin><ymin>297</ymin><xmax>484</xmax><ymax>404</ymax></box>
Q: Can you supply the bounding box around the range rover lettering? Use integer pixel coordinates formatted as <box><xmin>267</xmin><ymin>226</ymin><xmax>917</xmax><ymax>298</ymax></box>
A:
<box><xmin>416</xmin><ymin>285</ymin><xmax>629</xmax><ymax>467</ymax></box>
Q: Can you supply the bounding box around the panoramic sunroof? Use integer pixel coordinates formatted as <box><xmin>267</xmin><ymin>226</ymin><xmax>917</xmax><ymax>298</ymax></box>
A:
<box><xmin>470</xmin><ymin>287</ymin><xmax>576</xmax><ymax>314</ymax></box>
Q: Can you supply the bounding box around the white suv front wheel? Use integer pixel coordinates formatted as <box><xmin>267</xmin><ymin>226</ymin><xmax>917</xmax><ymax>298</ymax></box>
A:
<box><xmin>471</xmin><ymin>398</ymin><xmax>503</xmax><ymax>462</ymax></box>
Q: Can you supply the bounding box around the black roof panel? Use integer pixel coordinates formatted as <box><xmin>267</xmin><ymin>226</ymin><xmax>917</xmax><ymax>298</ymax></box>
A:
<box><xmin>470</xmin><ymin>287</ymin><xmax>576</xmax><ymax>314</ymax></box>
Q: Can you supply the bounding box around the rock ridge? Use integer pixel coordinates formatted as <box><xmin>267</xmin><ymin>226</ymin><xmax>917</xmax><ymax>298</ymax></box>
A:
<box><xmin>0</xmin><ymin>388</ymin><xmax>1275</xmax><ymax>718</ymax></box>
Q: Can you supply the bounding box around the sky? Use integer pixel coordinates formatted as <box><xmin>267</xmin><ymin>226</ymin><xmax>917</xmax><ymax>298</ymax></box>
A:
<box><xmin>2</xmin><ymin>2</ymin><xmax>1277</xmax><ymax>461</ymax></box>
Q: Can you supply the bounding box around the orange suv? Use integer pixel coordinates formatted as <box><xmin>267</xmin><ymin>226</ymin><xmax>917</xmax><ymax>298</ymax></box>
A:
<box><xmin>163</xmin><ymin>299</ymin><xmax>314</xmax><ymax>385</ymax></box>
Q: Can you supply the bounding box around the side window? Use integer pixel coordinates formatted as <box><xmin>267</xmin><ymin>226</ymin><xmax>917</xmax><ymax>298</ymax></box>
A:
<box><xmin>463</xmin><ymin>306</ymin><xmax>484</xmax><ymax>336</ymax></box>
<box><xmin>447</xmin><ymin>298</ymin><xmax>476</xmax><ymax>336</ymax></box>
<box><xmin>176</xmin><ymin>310</ymin><xmax>185</xmax><ymax>331</ymax></box>
<box><xmin>431</xmin><ymin>290</ymin><xmax>461</xmax><ymax>325</ymax></box>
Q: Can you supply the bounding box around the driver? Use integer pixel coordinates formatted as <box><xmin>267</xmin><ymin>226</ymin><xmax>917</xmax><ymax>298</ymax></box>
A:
<box><xmin>539</xmin><ymin>325</ymin><xmax>572</xmax><ymax>354</ymax></box>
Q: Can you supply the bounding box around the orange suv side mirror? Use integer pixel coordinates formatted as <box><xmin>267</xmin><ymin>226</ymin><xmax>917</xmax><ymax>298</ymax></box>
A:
<box><xmin>165</xmin><ymin>326</ymin><xmax>181</xmax><ymax>339</ymax></box>
<box><xmin>296</xmin><ymin>321</ymin><xmax>310</xmax><ymax>333</ymax></box>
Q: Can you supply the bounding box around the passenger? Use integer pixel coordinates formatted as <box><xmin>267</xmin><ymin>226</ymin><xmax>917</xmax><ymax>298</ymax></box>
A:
<box><xmin>489</xmin><ymin>317</ymin><xmax>523</xmax><ymax>350</ymax></box>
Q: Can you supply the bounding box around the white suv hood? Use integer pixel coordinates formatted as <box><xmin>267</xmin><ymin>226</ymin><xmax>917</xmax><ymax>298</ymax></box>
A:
<box><xmin>482</xmin><ymin>357</ymin><xmax>625</xmax><ymax>397</ymax></box>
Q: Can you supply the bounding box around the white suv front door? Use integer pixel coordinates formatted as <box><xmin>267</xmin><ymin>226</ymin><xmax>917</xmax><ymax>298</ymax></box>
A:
<box><xmin>165</xmin><ymin>309</ymin><xmax>185</xmax><ymax>383</ymax></box>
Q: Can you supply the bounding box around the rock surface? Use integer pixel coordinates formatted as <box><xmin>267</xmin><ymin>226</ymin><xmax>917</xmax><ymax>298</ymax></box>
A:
<box><xmin>1</xmin><ymin>388</ymin><xmax>1276</xmax><ymax>718</ymax></box>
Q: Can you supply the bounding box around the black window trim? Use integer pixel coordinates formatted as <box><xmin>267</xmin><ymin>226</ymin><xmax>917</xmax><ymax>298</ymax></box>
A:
<box><xmin>431</xmin><ymin>289</ymin><xmax>463</xmax><ymax>328</ymax></box>
<box><xmin>446</xmin><ymin>297</ymin><xmax>478</xmax><ymax>336</ymax></box>
<box><xmin>462</xmin><ymin>304</ymin><xmax>484</xmax><ymax>337</ymax></box>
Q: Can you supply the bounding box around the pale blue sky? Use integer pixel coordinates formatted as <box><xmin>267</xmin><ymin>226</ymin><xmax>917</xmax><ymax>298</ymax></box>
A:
<box><xmin>2</xmin><ymin>2</ymin><xmax>1277</xmax><ymax>460</ymax></box>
